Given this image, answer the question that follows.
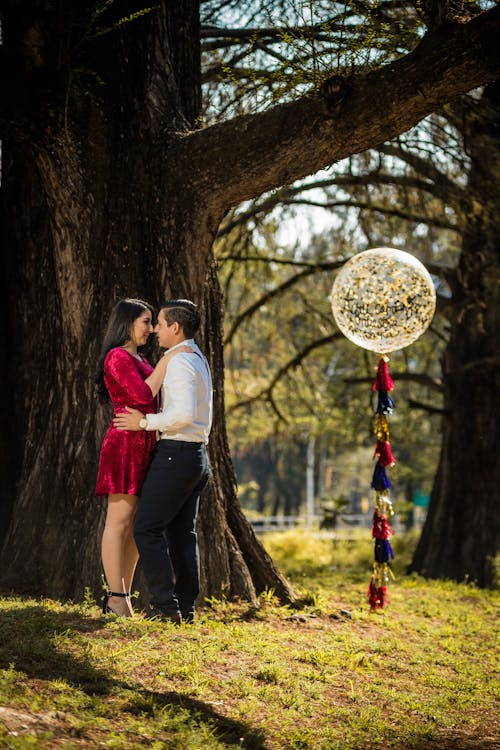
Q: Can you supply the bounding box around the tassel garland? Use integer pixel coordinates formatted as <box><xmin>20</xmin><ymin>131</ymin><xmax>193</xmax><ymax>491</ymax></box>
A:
<box><xmin>375</xmin><ymin>391</ymin><xmax>395</xmax><ymax>415</ymax></box>
<box><xmin>368</xmin><ymin>578</ymin><xmax>389</xmax><ymax>609</ymax></box>
<box><xmin>372</xmin><ymin>357</ymin><xmax>394</xmax><ymax>392</ymax></box>
<box><xmin>368</xmin><ymin>356</ymin><xmax>396</xmax><ymax>611</ymax></box>
<box><xmin>373</xmin><ymin>439</ymin><xmax>395</xmax><ymax>467</ymax></box>
<box><xmin>373</xmin><ymin>357</ymin><xmax>395</xmax><ymax>414</ymax></box>
<box><xmin>371</xmin><ymin>463</ymin><xmax>391</xmax><ymax>491</ymax></box>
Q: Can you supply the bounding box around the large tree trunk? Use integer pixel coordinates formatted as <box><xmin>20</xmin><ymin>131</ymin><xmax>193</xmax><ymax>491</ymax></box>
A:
<box><xmin>410</xmin><ymin>82</ymin><xmax>500</xmax><ymax>587</ymax></box>
<box><xmin>1</xmin><ymin>1</ymin><xmax>499</xmax><ymax>600</ymax></box>
<box><xmin>0</xmin><ymin>142</ymin><xmax>106</xmax><ymax>597</ymax></box>
<box><xmin>0</xmin><ymin>1</ymin><xmax>294</xmax><ymax>604</ymax></box>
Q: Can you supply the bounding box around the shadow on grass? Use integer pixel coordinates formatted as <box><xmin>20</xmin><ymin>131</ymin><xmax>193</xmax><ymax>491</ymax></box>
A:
<box><xmin>0</xmin><ymin>604</ymin><xmax>496</xmax><ymax>750</ymax></box>
<box><xmin>0</xmin><ymin>604</ymin><xmax>267</xmax><ymax>749</ymax></box>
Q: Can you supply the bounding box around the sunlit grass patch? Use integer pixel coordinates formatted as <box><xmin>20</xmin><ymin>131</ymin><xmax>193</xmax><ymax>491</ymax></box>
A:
<box><xmin>261</xmin><ymin>527</ymin><xmax>420</xmax><ymax>580</ymax></box>
<box><xmin>0</xmin><ymin>535</ymin><xmax>498</xmax><ymax>749</ymax></box>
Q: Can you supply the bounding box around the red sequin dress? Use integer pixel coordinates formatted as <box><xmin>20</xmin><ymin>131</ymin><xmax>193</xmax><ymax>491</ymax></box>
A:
<box><xmin>95</xmin><ymin>348</ymin><xmax>157</xmax><ymax>497</ymax></box>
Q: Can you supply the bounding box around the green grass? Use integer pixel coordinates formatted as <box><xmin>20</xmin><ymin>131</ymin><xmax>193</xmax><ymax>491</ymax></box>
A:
<box><xmin>0</xmin><ymin>531</ymin><xmax>498</xmax><ymax>749</ymax></box>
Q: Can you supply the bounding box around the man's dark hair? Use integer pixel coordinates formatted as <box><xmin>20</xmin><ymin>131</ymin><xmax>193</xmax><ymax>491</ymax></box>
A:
<box><xmin>160</xmin><ymin>299</ymin><xmax>201</xmax><ymax>338</ymax></box>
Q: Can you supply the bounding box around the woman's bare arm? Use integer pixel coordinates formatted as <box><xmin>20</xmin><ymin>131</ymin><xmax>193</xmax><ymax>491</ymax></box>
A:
<box><xmin>144</xmin><ymin>345</ymin><xmax>194</xmax><ymax>397</ymax></box>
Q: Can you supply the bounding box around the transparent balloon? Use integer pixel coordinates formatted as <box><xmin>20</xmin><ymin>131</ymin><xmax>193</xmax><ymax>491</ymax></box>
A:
<box><xmin>331</xmin><ymin>247</ymin><xmax>436</xmax><ymax>353</ymax></box>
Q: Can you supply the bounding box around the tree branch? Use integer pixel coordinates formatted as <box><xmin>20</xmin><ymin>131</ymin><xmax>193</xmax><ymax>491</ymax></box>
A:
<box><xmin>281</xmin><ymin>198</ymin><xmax>457</xmax><ymax>231</ymax></box>
<box><xmin>407</xmin><ymin>398</ymin><xmax>447</xmax><ymax>415</ymax></box>
<box><xmin>227</xmin><ymin>333</ymin><xmax>342</xmax><ymax>414</ymax></box>
<box><xmin>216</xmin><ymin>169</ymin><xmax>461</xmax><ymax>238</ymax></box>
<box><xmin>200</xmin><ymin>2</ymin><xmax>414</xmax><ymax>49</ymax></box>
<box><xmin>378</xmin><ymin>143</ymin><xmax>464</xmax><ymax>211</ymax></box>
<box><xmin>419</xmin><ymin>0</ymin><xmax>472</xmax><ymax>31</ymax></box>
<box><xmin>200</xmin><ymin>19</ymin><xmax>352</xmax><ymax>44</ymax></box>
<box><xmin>220</xmin><ymin>255</ymin><xmax>453</xmax><ymax>281</ymax></box>
<box><xmin>219</xmin><ymin>255</ymin><xmax>336</xmax><ymax>269</ymax></box>
<box><xmin>184</xmin><ymin>6</ymin><xmax>500</xmax><ymax>212</ymax></box>
<box><xmin>223</xmin><ymin>261</ymin><xmax>345</xmax><ymax>345</ymax></box>
<box><xmin>313</xmin><ymin>171</ymin><xmax>464</xmax><ymax>205</ymax></box>
<box><xmin>343</xmin><ymin>372</ymin><xmax>443</xmax><ymax>392</ymax></box>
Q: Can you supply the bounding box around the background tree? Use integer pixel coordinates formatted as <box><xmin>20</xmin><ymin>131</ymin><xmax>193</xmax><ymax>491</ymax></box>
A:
<box><xmin>0</xmin><ymin>0</ymin><xmax>498</xmax><ymax>602</ymax></box>
<box><xmin>218</xmin><ymin>83</ymin><xmax>499</xmax><ymax>584</ymax></box>
<box><xmin>218</xmin><ymin>186</ymin><xmax>444</xmax><ymax>522</ymax></box>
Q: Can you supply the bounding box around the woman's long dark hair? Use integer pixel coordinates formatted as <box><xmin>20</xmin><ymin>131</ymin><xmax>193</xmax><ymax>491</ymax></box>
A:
<box><xmin>95</xmin><ymin>298</ymin><xmax>155</xmax><ymax>402</ymax></box>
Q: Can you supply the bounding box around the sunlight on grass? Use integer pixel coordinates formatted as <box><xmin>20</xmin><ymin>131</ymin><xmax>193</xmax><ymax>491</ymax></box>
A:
<box><xmin>0</xmin><ymin>531</ymin><xmax>498</xmax><ymax>749</ymax></box>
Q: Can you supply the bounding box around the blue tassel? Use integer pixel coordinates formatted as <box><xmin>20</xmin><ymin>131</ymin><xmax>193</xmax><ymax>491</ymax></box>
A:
<box><xmin>374</xmin><ymin>539</ymin><xmax>385</xmax><ymax>563</ymax></box>
<box><xmin>376</xmin><ymin>391</ymin><xmax>395</xmax><ymax>414</ymax></box>
<box><xmin>372</xmin><ymin>463</ymin><xmax>391</xmax><ymax>491</ymax></box>
<box><xmin>374</xmin><ymin>539</ymin><xmax>394</xmax><ymax>563</ymax></box>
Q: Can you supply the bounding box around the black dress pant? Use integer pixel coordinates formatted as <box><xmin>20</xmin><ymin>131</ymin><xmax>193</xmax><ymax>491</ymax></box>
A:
<box><xmin>134</xmin><ymin>439</ymin><xmax>210</xmax><ymax>620</ymax></box>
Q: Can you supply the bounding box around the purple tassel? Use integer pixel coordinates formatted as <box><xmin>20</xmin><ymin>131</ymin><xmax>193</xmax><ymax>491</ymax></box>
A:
<box><xmin>372</xmin><ymin>463</ymin><xmax>391</xmax><ymax>491</ymax></box>
<box><xmin>376</xmin><ymin>391</ymin><xmax>395</xmax><ymax>414</ymax></box>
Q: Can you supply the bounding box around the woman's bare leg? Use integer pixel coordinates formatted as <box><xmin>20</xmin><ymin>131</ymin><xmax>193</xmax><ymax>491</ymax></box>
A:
<box><xmin>123</xmin><ymin>524</ymin><xmax>140</xmax><ymax>594</ymax></box>
<box><xmin>101</xmin><ymin>494</ymin><xmax>139</xmax><ymax>616</ymax></box>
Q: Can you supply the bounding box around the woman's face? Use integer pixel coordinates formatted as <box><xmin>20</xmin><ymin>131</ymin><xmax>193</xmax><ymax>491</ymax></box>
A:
<box><xmin>130</xmin><ymin>309</ymin><xmax>154</xmax><ymax>347</ymax></box>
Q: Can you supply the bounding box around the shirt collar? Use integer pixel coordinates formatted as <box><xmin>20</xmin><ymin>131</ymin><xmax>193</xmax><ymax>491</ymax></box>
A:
<box><xmin>164</xmin><ymin>339</ymin><xmax>196</xmax><ymax>355</ymax></box>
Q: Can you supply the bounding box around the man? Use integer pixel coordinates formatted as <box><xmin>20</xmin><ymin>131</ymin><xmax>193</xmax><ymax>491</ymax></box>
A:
<box><xmin>114</xmin><ymin>299</ymin><xmax>212</xmax><ymax>624</ymax></box>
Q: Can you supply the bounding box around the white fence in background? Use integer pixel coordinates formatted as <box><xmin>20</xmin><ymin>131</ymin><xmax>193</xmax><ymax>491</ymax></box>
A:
<box><xmin>249</xmin><ymin>514</ymin><xmax>378</xmax><ymax>534</ymax></box>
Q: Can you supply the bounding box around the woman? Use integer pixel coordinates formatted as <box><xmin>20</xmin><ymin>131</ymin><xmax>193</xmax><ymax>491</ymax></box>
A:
<box><xmin>95</xmin><ymin>298</ymin><xmax>185</xmax><ymax>616</ymax></box>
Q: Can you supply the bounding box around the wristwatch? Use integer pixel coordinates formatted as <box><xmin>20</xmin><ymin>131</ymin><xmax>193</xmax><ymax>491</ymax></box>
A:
<box><xmin>139</xmin><ymin>417</ymin><xmax>148</xmax><ymax>430</ymax></box>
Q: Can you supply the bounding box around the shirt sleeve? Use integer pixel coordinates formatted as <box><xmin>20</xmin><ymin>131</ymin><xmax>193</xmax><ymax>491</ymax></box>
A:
<box><xmin>145</xmin><ymin>355</ymin><xmax>197</xmax><ymax>432</ymax></box>
<box><xmin>105</xmin><ymin>348</ymin><xmax>153</xmax><ymax>402</ymax></box>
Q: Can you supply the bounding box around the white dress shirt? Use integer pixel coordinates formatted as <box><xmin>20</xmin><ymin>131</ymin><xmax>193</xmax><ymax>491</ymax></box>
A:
<box><xmin>144</xmin><ymin>339</ymin><xmax>212</xmax><ymax>444</ymax></box>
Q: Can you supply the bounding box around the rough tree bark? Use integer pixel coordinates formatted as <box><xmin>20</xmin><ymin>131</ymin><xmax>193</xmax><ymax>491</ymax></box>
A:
<box><xmin>0</xmin><ymin>0</ymin><xmax>294</xmax><ymax>603</ymax></box>
<box><xmin>0</xmin><ymin>1</ymin><xmax>499</xmax><ymax>601</ymax></box>
<box><xmin>410</xmin><ymin>82</ymin><xmax>500</xmax><ymax>586</ymax></box>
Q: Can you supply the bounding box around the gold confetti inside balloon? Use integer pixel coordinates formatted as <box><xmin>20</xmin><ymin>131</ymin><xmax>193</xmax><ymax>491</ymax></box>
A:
<box><xmin>331</xmin><ymin>247</ymin><xmax>436</xmax><ymax>353</ymax></box>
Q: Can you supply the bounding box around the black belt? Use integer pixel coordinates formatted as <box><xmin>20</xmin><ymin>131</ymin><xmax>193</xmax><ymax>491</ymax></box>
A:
<box><xmin>159</xmin><ymin>439</ymin><xmax>204</xmax><ymax>449</ymax></box>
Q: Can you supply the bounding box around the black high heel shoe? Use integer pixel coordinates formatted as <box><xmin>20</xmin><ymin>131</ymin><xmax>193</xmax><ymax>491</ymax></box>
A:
<box><xmin>101</xmin><ymin>591</ymin><xmax>131</xmax><ymax>615</ymax></box>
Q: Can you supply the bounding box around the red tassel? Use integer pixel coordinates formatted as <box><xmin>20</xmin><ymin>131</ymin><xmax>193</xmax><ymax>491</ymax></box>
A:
<box><xmin>378</xmin><ymin>585</ymin><xmax>389</xmax><ymax>608</ymax></box>
<box><xmin>367</xmin><ymin>579</ymin><xmax>389</xmax><ymax>610</ymax></box>
<box><xmin>372</xmin><ymin>357</ymin><xmax>394</xmax><ymax>392</ymax></box>
<box><xmin>372</xmin><ymin>508</ymin><xmax>394</xmax><ymax>540</ymax></box>
<box><xmin>373</xmin><ymin>440</ymin><xmax>396</xmax><ymax>467</ymax></box>
<box><xmin>368</xmin><ymin>578</ymin><xmax>379</xmax><ymax>610</ymax></box>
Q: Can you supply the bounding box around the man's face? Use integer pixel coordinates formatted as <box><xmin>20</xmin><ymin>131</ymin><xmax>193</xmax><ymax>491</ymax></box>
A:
<box><xmin>154</xmin><ymin>308</ymin><xmax>177</xmax><ymax>349</ymax></box>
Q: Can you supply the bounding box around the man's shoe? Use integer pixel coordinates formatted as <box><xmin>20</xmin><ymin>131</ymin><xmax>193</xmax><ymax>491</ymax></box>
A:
<box><xmin>146</xmin><ymin>607</ymin><xmax>182</xmax><ymax>625</ymax></box>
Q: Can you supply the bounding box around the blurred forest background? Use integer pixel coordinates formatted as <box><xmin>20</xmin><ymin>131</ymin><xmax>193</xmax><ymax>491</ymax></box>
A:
<box><xmin>204</xmin><ymin>0</ymin><xmax>459</xmax><ymax>529</ymax></box>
